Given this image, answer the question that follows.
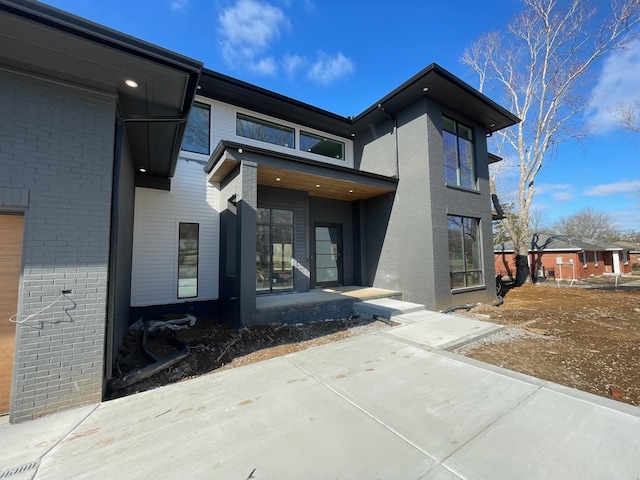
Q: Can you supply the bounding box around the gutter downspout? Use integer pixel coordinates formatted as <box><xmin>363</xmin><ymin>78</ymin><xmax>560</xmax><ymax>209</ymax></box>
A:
<box><xmin>377</xmin><ymin>104</ymin><xmax>399</xmax><ymax>179</ymax></box>
<box><xmin>105</xmin><ymin>114</ymin><xmax>190</xmax><ymax>391</ymax></box>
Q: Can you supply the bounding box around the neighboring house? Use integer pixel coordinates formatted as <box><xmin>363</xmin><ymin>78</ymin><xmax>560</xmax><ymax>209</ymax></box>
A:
<box><xmin>1</xmin><ymin>0</ymin><xmax>518</xmax><ymax>423</ymax></box>
<box><xmin>495</xmin><ymin>233</ymin><xmax>632</xmax><ymax>281</ymax></box>
<box><xmin>615</xmin><ymin>241</ymin><xmax>640</xmax><ymax>270</ymax></box>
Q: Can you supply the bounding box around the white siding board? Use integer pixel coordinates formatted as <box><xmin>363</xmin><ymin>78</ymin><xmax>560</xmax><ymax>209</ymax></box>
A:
<box><xmin>183</xmin><ymin>97</ymin><xmax>355</xmax><ymax>169</ymax></box>
<box><xmin>131</xmin><ymin>159</ymin><xmax>219</xmax><ymax>307</ymax></box>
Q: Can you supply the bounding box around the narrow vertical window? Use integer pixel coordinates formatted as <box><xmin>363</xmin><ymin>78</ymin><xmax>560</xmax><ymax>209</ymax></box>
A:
<box><xmin>443</xmin><ymin>116</ymin><xmax>476</xmax><ymax>190</ymax></box>
<box><xmin>178</xmin><ymin>223</ymin><xmax>199</xmax><ymax>298</ymax></box>
<box><xmin>182</xmin><ymin>102</ymin><xmax>210</xmax><ymax>155</ymax></box>
<box><xmin>448</xmin><ymin>215</ymin><xmax>482</xmax><ymax>289</ymax></box>
<box><xmin>256</xmin><ymin>208</ymin><xmax>293</xmax><ymax>293</ymax></box>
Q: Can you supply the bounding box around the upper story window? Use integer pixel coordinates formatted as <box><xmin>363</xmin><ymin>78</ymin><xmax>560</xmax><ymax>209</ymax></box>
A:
<box><xmin>236</xmin><ymin>113</ymin><xmax>295</xmax><ymax>148</ymax></box>
<box><xmin>182</xmin><ymin>102</ymin><xmax>210</xmax><ymax>155</ymax></box>
<box><xmin>300</xmin><ymin>131</ymin><xmax>344</xmax><ymax>160</ymax></box>
<box><xmin>443</xmin><ymin>116</ymin><xmax>476</xmax><ymax>190</ymax></box>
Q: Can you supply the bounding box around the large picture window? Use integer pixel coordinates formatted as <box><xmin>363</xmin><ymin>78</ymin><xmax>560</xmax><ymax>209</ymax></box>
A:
<box><xmin>448</xmin><ymin>215</ymin><xmax>482</xmax><ymax>289</ymax></box>
<box><xmin>236</xmin><ymin>113</ymin><xmax>294</xmax><ymax>148</ymax></box>
<box><xmin>182</xmin><ymin>102</ymin><xmax>210</xmax><ymax>155</ymax></box>
<box><xmin>178</xmin><ymin>223</ymin><xmax>199</xmax><ymax>298</ymax></box>
<box><xmin>256</xmin><ymin>208</ymin><xmax>294</xmax><ymax>293</ymax></box>
<box><xmin>443</xmin><ymin>116</ymin><xmax>476</xmax><ymax>190</ymax></box>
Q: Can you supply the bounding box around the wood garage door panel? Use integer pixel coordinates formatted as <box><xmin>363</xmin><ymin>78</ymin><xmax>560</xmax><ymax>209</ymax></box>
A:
<box><xmin>0</xmin><ymin>214</ymin><xmax>24</xmax><ymax>415</ymax></box>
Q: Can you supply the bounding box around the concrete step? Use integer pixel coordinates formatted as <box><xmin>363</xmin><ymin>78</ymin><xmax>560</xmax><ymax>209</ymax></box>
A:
<box><xmin>353</xmin><ymin>298</ymin><xmax>426</xmax><ymax>319</ymax></box>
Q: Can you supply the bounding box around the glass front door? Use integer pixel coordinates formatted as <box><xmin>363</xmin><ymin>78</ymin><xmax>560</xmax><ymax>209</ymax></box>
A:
<box><xmin>314</xmin><ymin>224</ymin><xmax>342</xmax><ymax>287</ymax></box>
<box><xmin>257</xmin><ymin>208</ymin><xmax>293</xmax><ymax>293</ymax></box>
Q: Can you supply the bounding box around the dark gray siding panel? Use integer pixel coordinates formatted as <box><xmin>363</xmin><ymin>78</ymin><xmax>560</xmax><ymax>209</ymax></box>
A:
<box><xmin>309</xmin><ymin>197</ymin><xmax>355</xmax><ymax>287</ymax></box>
<box><xmin>257</xmin><ymin>185</ymin><xmax>309</xmax><ymax>293</ymax></box>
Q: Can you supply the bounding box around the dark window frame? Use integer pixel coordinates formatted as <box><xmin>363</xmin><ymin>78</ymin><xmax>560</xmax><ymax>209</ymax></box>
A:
<box><xmin>236</xmin><ymin>113</ymin><xmax>295</xmax><ymax>149</ymax></box>
<box><xmin>447</xmin><ymin>215</ymin><xmax>483</xmax><ymax>290</ymax></box>
<box><xmin>182</xmin><ymin>102</ymin><xmax>211</xmax><ymax>155</ymax></box>
<box><xmin>443</xmin><ymin>116</ymin><xmax>477</xmax><ymax>190</ymax></box>
<box><xmin>177</xmin><ymin>222</ymin><xmax>199</xmax><ymax>299</ymax></box>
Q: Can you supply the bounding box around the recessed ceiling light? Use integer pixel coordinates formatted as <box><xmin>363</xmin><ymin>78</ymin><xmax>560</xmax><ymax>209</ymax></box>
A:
<box><xmin>139</xmin><ymin>168</ymin><xmax>146</xmax><ymax>173</ymax></box>
<box><xmin>125</xmin><ymin>79</ymin><xmax>139</xmax><ymax>88</ymax></box>
<box><xmin>276</xmin><ymin>177</ymin><xmax>281</xmax><ymax>181</ymax></box>
<box><xmin>315</xmin><ymin>184</ymin><xmax>320</xmax><ymax>188</ymax></box>
<box><xmin>351</xmin><ymin>133</ymin><xmax>356</xmax><ymax>137</ymax></box>
<box><xmin>349</xmin><ymin>189</ymin><xmax>354</xmax><ymax>193</ymax></box>
<box><xmin>422</xmin><ymin>86</ymin><xmax>429</xmax><ymax>92</ymax></box>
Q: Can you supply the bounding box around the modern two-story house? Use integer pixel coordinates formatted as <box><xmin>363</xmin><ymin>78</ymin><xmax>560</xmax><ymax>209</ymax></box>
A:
<box><xmin>0</xmin><ymin>0</ymin><xmax>518</xmax><ymax>423</ymax></box>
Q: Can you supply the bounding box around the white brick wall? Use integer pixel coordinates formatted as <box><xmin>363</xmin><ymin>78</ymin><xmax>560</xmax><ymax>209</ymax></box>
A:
<box><xmin>0</xmin><ymin>69</ymin><xmax>116</xmax><ymax>422</ymax></box>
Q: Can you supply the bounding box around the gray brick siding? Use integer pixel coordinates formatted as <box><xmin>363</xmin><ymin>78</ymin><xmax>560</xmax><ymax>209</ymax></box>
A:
<box><xmin>1</xmin><ymin>70</ymin><xmax>115</xmax><ymax>422</ymax></box>
<box><xmin>358</xmin><ymin>98</ymin><xmax>497</xmax><ymax>311</ymax></box>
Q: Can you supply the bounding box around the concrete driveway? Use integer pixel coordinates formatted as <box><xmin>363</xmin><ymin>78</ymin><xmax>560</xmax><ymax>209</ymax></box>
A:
<box><xmin>1</xmin><ymin>316</ymin><xmax>639</xmax><ymax>479</ymax></box>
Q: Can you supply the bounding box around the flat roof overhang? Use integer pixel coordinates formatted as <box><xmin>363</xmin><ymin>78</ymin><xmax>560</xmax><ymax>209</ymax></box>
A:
<box><xmin>206</xmin><ymin>141</ymin><xmax>397</xmax><ymax>202</ymax></box>
<box><xmin>353</xmin><ymin>64</ymin><xmax>520</xmax><ymax>134</ymax></box>
<box><xmin>198</xmin><ymin>64</ymin><xmax>520</xmax><ymax>142</ymax></box>
<box><xmin>0</xmin><ymin>0</ymin><xmax>203</xmax><ymax>188</ymax></box>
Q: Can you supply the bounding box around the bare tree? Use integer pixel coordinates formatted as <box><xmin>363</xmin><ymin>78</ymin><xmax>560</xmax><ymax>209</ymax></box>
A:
<box><xmin>462</xmin><ymin>0</ymin><xmax>640</xmax><ymax>285</ymax></box>
<box><xmin>552</xmin><ymin>207</ymin><xmax>619</xmax><ymax>241</ymax></box>
<box><xmin>610</xmin><ymin>100</ymin><xmax>640</xmax><ymax>133</ymax></box>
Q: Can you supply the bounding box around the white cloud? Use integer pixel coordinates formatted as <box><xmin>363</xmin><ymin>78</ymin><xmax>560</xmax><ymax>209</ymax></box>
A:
<box><xmin>218</xmin><ymin>0</ymin><xmax>288</xmax><ymax>71</ymax></box>
<box><xmin>282</xmin><ymin>54</ymin><xmax>306</xmax><ymax>77</ymax></box>
<box><xmin>534</xmin><ymin>183</ymin><xmax>575</xmax><ymax>201</ymax></box>
<box><xmin>584</xmin><ymin>179</ymin><xmax>640</xmax><ymax>196</ymax></box>
<box><xmin>170</xmin><ymin>0</ymin><xmax>189</xmax><ymax>11</ymax></box>
<box><xmin>587</xmin><ymin>42</ymin><xmax>640</xmax><ymax>132</ymax></box>
<box><xmin>307</xmin><ymin>52</ymin><xmax>355</xmax><ymax>86</ymax></box>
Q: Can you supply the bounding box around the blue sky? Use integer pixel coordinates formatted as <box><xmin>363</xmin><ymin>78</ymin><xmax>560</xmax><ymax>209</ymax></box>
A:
<box><xmin>43</xmin><ymin>0</ymin><xmax>640</xmax><ymax>233</ymax></box>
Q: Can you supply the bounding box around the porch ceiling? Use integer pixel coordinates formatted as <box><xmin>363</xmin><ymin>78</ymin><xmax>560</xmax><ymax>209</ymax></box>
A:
<box><xmin>257</xmin><ymin>165</ymin><xmax>394</xmax><ymax>201</ymax></box>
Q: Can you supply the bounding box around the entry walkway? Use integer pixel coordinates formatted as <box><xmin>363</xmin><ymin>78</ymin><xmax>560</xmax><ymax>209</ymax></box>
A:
<box><xmin>1</xmin><ymin>313</ymin><xmax>639</xmax><ymax>479</ymax></box>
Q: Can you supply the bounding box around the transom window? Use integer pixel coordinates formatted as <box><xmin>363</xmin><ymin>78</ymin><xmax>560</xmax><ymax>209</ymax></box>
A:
<box><xmin>182</xmin><ymin>102</ymin><xmax>210</xmax><ymax>155</ymax></box>
<box><xmin>443</xmin><ymin>116</ymin><xmax>476</xmax><ymax>190</ymax></box>
<box><xmin>301</xmin><ymin>131</ymin><xmax>344</xmax><ymax>160</ymax></box>
<box><xmin>237</xmin><ymin>113</ymin><xmax>295</xmax><ymax>148</ymax></box>
<box><xmin>256</xmin><ymin>208</ymin><xmax>294</xmax><ymax>293</ymax></box>
<box><xmin>448</xmin><ymin>215</ymin><xmax>483</xmax><ymax>289</ymax></box>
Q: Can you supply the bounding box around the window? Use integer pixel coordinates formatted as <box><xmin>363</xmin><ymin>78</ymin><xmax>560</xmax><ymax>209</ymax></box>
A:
<box><xmin>448</xmin><ymin>215</ymin><xmax>482</xmax><ymax>289</ymax></box>
<box><xmin>582</xmin><ymin>251</ymin><xmax>587</xmax><ymax>267</ymax></box>
<box><xmin>256</xmin><ymin>208</ymin><xmax>294</xmax><ymax>293</ymax></box>
<box><xmin>300</xmin><ymin>131</ymin><xmax>344</xmax><ymax>160</ymax></box>
<box><xmin>593</xmin><ymin>251</ymin><xmax>599</xmax><ymax>267</ymax></box>
<box><xmin>178</xmin><ymin>223</ymin><xmax>199</xmax><ymax>298</ymax></box>
<box><xmin>236</xmin><ymin>113</ymin><xmax>294</xmax><ymax>148</ymax></box>
<box><xmin>182</xmin><ymin>102</ymin><xmax>210</xmax><ymax>155</ymax></box>
<box><xmin>623</xmin><ymin>251</ymin><xmax>629</xmax><ymax>264</ymax></box>
<box><xmin>443</xmin><ymin>116</ymin><xmax>476</xmax><ymax>189</ymax></box>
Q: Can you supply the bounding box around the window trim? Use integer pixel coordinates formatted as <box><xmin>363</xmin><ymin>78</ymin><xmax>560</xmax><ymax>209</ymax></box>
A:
<box><xmin>181</xmin><ymin>101</ymin><xmax>211</xmax><ymax>156</ymax></box>
<box><xmin>177</xmin><ymin>222</ymin><xmax>199</xmax><ymax>299</ymax></box>
<box><xmin>236</xmin><ymin>112</ymin><xmax>295</xmax><ymax>149</ymax></box>
<box><xmin>443</xmin><ymin>116</ymin><xmax>477</xmax><ymax>190</ymax></box>
<box><xmin>447</xmin><ymin>215</ymin><xmax>484</xmax><ymax>290</ymax></box>
<box><xmin>300</xmin><ymin>130</ymin><xmax>345</xmax><ymax>160</ymax></box>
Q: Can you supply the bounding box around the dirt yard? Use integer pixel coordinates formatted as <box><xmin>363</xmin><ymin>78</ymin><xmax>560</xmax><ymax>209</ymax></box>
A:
<box><xmin>456</xmin><ymin>278</ymin><xmax>640</xmax><ymax>407</ymax></box>
<box><xmin>110</xmin><ymin>277</ymin><xmax>640</xmax><ymax>408</ymax></box>
<box><xmin>109</xmin><ymin>316</ymin><xmax>390</xmax><ymax>399</ymax></box>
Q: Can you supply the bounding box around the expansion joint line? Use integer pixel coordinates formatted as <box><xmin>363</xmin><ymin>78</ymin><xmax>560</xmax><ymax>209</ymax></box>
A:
<box><xmin>284</xmin><ymin>356</ymin><xmax>437</xmax><ymax>462</ymax></box>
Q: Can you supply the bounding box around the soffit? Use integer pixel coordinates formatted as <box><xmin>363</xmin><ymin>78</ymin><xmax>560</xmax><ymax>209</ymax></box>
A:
<box><xmin>0</xmin><ymin>2</ymin><xmax>202</xmax><ymax>182</ymax></box>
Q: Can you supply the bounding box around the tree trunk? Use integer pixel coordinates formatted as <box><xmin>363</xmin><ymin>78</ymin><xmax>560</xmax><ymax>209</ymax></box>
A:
<box><xmin>514</xmin><ymin>255</ymin><xmax>529</xmax><ymax>286</ymax></box>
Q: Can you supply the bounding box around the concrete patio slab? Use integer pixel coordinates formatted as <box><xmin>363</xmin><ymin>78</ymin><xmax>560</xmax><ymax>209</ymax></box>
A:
<box><xmin>385</xmin><ymin>314</ymin><xmax>504</xmax><ymax>350</ymax></box>
<box><xmin>353</xmin><ymin>298</ymin><xmax>426</xmax><ymax>318</ymax></box>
